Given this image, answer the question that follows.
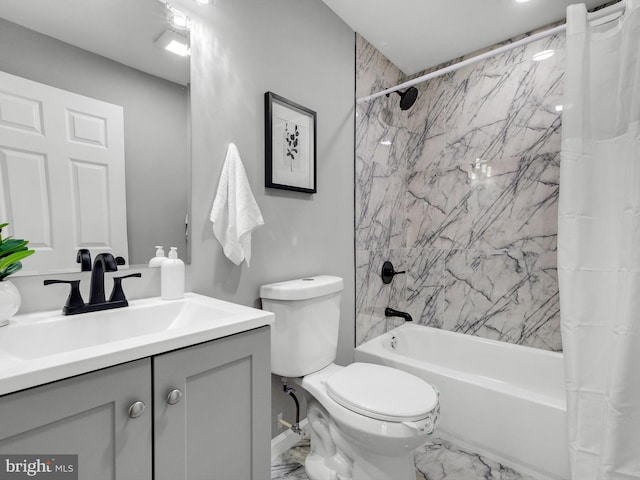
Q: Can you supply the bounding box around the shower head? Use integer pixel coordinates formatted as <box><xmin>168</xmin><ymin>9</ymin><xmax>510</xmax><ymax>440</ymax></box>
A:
<box><xmin>386</xmin><ymin>87</ymin><xmax>418</xmax><ymax>110</ymax></box>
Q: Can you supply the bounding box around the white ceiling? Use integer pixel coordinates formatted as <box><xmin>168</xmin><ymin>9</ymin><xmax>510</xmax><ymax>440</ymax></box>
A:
<box><xmin>1</xmin><ymin>0</ymin><xmax>615</xmax><ymax>84</ymax></box>
<box><xmin>321</xmin><ymin>0</ymin><xmax>614</xmax><ymax>75</ymax></box>
<box><xmin>0</xmin><ymin>0</ymin><xmax>190</xmax><ymax>85</ymax></box>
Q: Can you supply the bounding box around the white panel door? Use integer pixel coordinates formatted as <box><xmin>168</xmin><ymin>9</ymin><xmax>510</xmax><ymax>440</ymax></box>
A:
<box><xmin>0</xmin><ymin>71</ymin><xmax>128</xmax><ymax>274</ymax></box>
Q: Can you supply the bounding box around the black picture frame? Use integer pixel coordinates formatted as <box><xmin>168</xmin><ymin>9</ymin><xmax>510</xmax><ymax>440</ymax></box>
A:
<box><xmin>265</xmin><ymin>92</ymin><xmax>317</xmax><ymax>194</ymax></box>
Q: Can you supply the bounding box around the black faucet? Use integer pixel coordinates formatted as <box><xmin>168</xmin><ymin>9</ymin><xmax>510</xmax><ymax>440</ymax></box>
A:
<box><xmin>44</xmin><ymin>251</ymin><xmax>141</xmax><ymax>315</ymax></box>
<box><xmin>76</xmin><ymin>249</ymin><xmax>92</xmax><ymax>271</ymax></box>
<box><xmin>385</xmin><ymin>307</ymin><xmax>413</xmax><ymax>322</ymax></box>
<box><xmin>89</xmin><ymin>253</ymin><xmax>118</xmax><ymax>305</ymax></box>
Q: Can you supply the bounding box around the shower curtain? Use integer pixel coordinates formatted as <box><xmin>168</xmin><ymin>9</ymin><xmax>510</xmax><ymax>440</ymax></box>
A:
<box><xmin>558</xmin><ymin>0</ymin><xmax>640</xmax><ymax>478</ymax></box>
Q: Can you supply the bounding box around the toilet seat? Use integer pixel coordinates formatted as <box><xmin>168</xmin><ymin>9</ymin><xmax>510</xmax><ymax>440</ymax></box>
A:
<box><xmin>325</xmin><ymin>363</ymin><xmax>438</xmax><ymax>422</ymax></box>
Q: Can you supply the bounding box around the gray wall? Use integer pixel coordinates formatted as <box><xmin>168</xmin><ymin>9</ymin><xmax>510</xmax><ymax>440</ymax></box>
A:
<box><xmin>0</xmin><ymin>18</ymin><xmax>189</xmax><ymax>265</ymax></box>
<box><xmin>6</xmin><ymin>0</ymin><xmax>355</xmax><ymax>441</ymax></box>
<box><xmin>176</xmin><ymin>0</ymin><xmax>356</xmax><ymax>437</ymax></box>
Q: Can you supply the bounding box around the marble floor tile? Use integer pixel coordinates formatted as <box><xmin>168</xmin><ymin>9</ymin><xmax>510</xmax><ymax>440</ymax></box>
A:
<box><xmin>414</xmin><ymin>438</ymin><xmax>535</xmax><ymax>480</ymax></box>
<box><xmin>271</xmin><ymin>437</ymin><xmax>536</xmax><ymax>480</ymax></box>
<box><xmin>271</xmin><ymin>439</ymin><xmax>310</xmax><ymax>480</ymax></box>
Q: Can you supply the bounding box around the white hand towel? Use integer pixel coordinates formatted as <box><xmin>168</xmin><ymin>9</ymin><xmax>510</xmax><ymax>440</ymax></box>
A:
<box><xmin>210</xmin><ymin>143</ymin><xmax>264</xmax><ymax>266</ymax></box>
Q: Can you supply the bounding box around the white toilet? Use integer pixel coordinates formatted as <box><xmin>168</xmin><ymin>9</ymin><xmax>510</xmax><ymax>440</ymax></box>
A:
<box><xmin>261</xmin><ymin>275</ymin><xmax>440</xmax><ymax>480</ymax></box>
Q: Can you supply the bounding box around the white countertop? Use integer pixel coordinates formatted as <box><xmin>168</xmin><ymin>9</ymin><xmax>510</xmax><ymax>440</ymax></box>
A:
<box><xmin>0</xmin><ymin>293</ymin><xmax>273</xmax><ymax>396</ymax></box>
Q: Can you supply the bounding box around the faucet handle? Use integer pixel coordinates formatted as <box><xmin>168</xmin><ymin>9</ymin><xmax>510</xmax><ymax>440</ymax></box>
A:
<box><xmin>108</xmin><ymin>273</ymin><xmax>142</xmax><ymax>304</ymax></box>
<box><xmin>44</xmin><ymin>279</ymin><xmax>85</xmax><ymax>315</ymax></box>
<box><xmin>381</xmin><ymin>261</ymin><xmax>406</xmax><ymax>284</ymax></box>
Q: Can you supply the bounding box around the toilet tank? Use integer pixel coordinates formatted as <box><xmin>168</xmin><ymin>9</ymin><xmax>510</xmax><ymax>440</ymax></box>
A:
<box><xmin>260</xmin><ymin>276</ymin><xmax>343</xmax><ymax>377</ymax></box>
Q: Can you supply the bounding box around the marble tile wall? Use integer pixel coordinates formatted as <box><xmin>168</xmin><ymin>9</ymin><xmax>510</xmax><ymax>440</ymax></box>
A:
<box><xmin>355</xmin><ymin>33</ymin><xmax>564</xmax><ymax>351</ymax></box>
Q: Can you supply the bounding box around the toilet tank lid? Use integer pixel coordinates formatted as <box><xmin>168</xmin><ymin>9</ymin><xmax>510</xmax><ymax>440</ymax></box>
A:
<box><xmin>260</xmin><ymin>275</ymin><xmax>344</xmax><ymax>301</ymax></box>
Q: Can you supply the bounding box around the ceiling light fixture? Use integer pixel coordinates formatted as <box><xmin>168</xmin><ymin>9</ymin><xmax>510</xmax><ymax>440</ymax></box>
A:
<box><xmin>192</xmin><ymin>0</ymin><xmax>214</xmax><ymax>4</ymax></box>
<box><xmin>165</xmin><ymin>39</ymin><xmax>190</xmax><ymax>56</ymax></box>
<box><xmin>155</xmin><ymin>29</ymin><xmax>190</xmax><ymax>56</ymax></box>
<box><xmin>167</xmin><ymin>5</ymin><xmax>190</xmax><ymax>31</ymax></box>
<box><xmin>532</xmin><ymin>49</ymin><xmax>555</xmax><ymax>61</ymax></box>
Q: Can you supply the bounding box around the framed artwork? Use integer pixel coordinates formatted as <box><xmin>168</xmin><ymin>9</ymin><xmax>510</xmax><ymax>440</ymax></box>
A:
<box><xmin>264</xmin><ymin>92</ymin><xmax>317</xmax><ymax>193</ymax></box>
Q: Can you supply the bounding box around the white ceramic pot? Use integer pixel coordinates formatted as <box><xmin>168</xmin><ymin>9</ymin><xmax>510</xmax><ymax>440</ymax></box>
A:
<box><xmin>0</xmin><ymin>280</ymin><xmax>21</xmax><ymax>327</ymax></box>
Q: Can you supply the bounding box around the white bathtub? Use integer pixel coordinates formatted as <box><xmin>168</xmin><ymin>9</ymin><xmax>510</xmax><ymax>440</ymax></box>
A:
<box><xmin>354</xmin><ymin>323</ymin><xmax>569</xmax><ymax>480</ymax></box>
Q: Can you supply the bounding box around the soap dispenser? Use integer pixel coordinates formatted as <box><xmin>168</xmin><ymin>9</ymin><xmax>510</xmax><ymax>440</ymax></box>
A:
<box><xmin>161</xmin><ymin>247</ymin><xmax>185</xmax><ymax>300</ymax></box>
<box><xmin>148</xmin><ymin>246</ymin><xmax>167</xmax><ymax>268</ymax></box>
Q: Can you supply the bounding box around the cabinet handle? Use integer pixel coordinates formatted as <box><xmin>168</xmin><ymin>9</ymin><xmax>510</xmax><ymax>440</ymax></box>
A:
<box><xmin>167</xmin><ymin>389</ymin><xmax>183</xmax><ymax>405</ymax></box>
<box><xmin>128</xmin><ymin>401</ymin><xmax>146</xmax><ymax>418</ymax></box>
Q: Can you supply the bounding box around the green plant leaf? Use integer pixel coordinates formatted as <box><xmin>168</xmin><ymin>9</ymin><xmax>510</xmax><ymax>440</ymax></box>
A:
<box><xmin>0</xmin><ymin>261</ymin><xmax>22</xmax><ymax>281</ymax></box>
<box><xmin>0</xmin><ymin>239</ymin><xmax>29</xmax><ymax>257</ymax></box>
<box><xmin>0</xmin><ymin>222</ymin><xmax>34</xmax><ymax>279</ymax></box>
<box><xmin>0</xmin><ymin>250</ymin><xmax>34</xmax><ymax>271</ymax></box>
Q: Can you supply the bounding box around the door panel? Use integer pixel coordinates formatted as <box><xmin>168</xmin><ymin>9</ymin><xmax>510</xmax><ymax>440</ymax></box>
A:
<box><xmin>0</xmin><ymin>70</ymin><xmax>128</xmax><ymax>273</ymax></box>
<box><xmin>0</xmin><ymin>359</ymin><xmax>152</xmax><ymax>480</ymax></box>
<box><xmin>153</xmin><ymin>327</ymin><xmax>271</xmax><ymax>480</ymax></box>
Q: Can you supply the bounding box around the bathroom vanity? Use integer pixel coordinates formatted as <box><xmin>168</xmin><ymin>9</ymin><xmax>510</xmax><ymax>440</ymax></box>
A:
<box><xmin>0</xmin><ymin>294</ymin><xmax>273</xmax><ymax>479</ymax></box>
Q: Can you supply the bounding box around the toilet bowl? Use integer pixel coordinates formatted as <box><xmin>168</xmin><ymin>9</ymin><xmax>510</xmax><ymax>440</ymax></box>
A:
<box><xmin>261</xmin><ymin>276</ymin><xmax>440</xmax><ymax>480</ymax></box>
<box><xmin>295</xmin><ymin>363</ymin><xmax>439</xmax><ymax>480</ymax></box>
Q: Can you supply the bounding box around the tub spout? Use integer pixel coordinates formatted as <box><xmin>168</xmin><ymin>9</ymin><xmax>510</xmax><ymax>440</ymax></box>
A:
<box><xmin>385</xmin><ymin>307</ymin><xmax>413</xmax><ymax>322</ymax></box>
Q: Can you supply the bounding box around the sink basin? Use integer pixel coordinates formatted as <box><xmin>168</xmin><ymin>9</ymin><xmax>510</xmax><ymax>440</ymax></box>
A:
<box><xmin>1</xmin><ymin>297</ymin><xmax>232</xmax><ymax>360</ymax></box>
<box><xmin>0</xmin><ymin>293</ymin><xmax>273</xmax><ymax>396</ymax></box>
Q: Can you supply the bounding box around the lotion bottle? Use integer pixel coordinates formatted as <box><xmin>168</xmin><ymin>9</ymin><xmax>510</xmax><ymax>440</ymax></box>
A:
<box><xmin>148</xmin><ymin>246</ymin><xmax>167</xmax><ymax>268</ymax></box>
<box><xmin>161</xmin><ymin>247</ymin><xmax>185</xmax><ymax>300</ymax></box>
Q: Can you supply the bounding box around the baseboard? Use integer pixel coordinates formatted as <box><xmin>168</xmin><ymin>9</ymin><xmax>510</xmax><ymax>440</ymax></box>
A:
<box><xmin>271</xmin><ymin>418</ymin><xmax>309</xmax><ymax>461</ymax></box>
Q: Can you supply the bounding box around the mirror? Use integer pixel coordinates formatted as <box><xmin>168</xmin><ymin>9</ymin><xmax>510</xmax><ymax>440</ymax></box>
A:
<box><xmin>0</xmin><ymin>0</ymin><xmax>191</xmax><ymax>275</ymax></box>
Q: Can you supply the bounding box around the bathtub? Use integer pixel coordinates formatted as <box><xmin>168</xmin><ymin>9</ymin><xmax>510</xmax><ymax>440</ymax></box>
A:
<box><xmin>354</xmin><ymin>323</ymin><xmax>569</xmax><ymax>480</ymax></box>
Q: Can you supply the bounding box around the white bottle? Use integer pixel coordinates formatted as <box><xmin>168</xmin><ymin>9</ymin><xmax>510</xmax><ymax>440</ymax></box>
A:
<box><xmin>148</xmin><ymin>246</ymin><xmax>167</xmax><ymax>268</ymax></box>
<box><xmin>161</xmin><ymin>247</ymin><xmax>185</xmax><ymax>300</ymax></box>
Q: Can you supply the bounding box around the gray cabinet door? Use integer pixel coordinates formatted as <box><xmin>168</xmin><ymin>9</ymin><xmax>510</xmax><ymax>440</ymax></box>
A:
<box><xmin>0</xmin><ymin>358</ymin><xmax>152</xmax><ymax>480</ymax></box>
<box><xmin>153</xmin><ymin>326</ymin><xmax>271</xmax><ymax>480</ymax></box>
